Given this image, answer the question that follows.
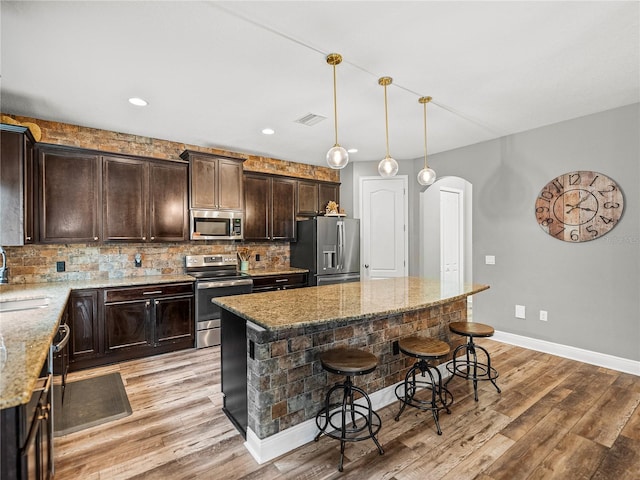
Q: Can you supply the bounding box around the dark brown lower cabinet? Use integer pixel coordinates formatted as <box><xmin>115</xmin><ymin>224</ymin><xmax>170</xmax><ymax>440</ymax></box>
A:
<box><xmin>68</xmin><ymin>289</ymin><xmax>102</xmax><ymax>370</ymax></box>
<box><xmin>251</xmin><ymin>272</ymin><xmax>308</xmax><ymax>292</ymax></box>
<box><xmin>1</xmin><ymin>357</ymin><xmax>53</xmax><ymax>480</ymax></box>
<box><xmin>67</xmin><ymin>283</ymin><xmax>194</xmax><ymax>371</ymax></box>
<box><xmin>103</xmin><ymin>283</ymin><xmax>194</xmax><ymax>363</ymax></box>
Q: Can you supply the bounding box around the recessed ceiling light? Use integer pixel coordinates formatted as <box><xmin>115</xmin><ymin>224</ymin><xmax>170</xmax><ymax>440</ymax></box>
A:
<box><xmin>128</xmin><ymin>97</ymin><xmax>148</xmax><ymax>107</ymax></box>
<box><xmin>262</xmin><ymin>128</ymin><xmax>275</xmax><ymax>135</ymax></box>
<box><xmin>347</xmin><ymin>148</ymin><xmax>358</xmax><ymax>153</ymax></box>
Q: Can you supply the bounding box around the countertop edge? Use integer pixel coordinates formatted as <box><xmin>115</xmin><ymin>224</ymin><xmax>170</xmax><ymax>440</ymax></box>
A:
<box><xmin>216</xmin><ymin>282</ymin><xmax>489</xmax><ymax>332</ymax></box>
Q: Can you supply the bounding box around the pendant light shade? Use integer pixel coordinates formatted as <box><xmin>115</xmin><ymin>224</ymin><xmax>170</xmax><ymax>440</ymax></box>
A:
<box><xmin>325</xmin><ymin>53</ymin><xmax>348</xmax><ymax>169</ymax></box>
<box><xmin>417</xmin><ymin>96</ymin><xmax>436</xmax><ymax>186</ymax></box>
<box><xmin>377</xmin><ymin>77</ymin><xmax>399</xmax><ymax>177</ymax></box>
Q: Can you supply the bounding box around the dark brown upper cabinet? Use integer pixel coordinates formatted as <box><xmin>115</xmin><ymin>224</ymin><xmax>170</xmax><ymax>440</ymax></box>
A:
<box><xmin>180</xmin><ymin>150</ymin><xmax>244</xmax><ymax>211</ymax></box>
<box><xmin>102</xmin><ymin>155</ymin><xmax>188</xmax><ymax>242</ymax></box>
<box><xmin>296</xmin><ymin>180</ymin><xmax>340</xmax><ymax>217</ymax></box>
<box><xmin>148</xmin><ymin>160</ymin><xmax>188</xmax><ymax>242</ymax></box>
<box><xmin>244</xmin><ymin>173</ymin><xmax>296</xmax><ymax>241</ymax></box>
<box><xmin>38</xmin><ymin>145</ymin><xmax>101</xmax><ymax>243</ymax></box>
<box><xmin>0</xmin><ymin>124</ymin><xmax>35</xmax><ymax>245</ymax></box>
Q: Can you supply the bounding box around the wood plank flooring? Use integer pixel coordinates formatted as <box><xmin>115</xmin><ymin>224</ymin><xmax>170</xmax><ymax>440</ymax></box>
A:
<box><xmin>54</xmin><ymin>340</ymin><xmax>640</xmax><ymax>479</ymax></box>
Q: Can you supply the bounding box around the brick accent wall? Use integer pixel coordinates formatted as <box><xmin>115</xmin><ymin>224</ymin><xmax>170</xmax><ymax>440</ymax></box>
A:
<box><xmin>246</xmin><ymin>300</ymin><xmax>468</xmax><ymax>439</ymax></box>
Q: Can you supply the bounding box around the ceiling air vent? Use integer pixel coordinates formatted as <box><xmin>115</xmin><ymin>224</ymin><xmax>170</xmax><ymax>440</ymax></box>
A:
<box><xmin>294</xmin><ymin>113</ymin><xmax>326</xmax><ymax>126</ymax></box>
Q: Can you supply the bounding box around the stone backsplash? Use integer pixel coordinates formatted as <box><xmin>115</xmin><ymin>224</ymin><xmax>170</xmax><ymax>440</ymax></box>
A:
<box><xmin>3</xmin><ymin>242</ymin><xmax>289</xmax><ymax>285</ymax></box>
<box><xmin>3</xmin><ymin>113</ymin><xmax>340</xmax><ymax>182</ymax></box>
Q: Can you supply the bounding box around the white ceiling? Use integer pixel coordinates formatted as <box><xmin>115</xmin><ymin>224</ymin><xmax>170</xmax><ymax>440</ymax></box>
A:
<box><xmin>1</xmin><ymin>1</ymin><xmax>638</xmax><ymax>167</ymax></box>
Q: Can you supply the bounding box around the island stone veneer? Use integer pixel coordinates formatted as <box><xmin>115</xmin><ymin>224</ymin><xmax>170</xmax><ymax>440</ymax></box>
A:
<box><xmin>215</xmin><ymin>277</ymin><xmax>489</xmax><ymax>463</ymax></box>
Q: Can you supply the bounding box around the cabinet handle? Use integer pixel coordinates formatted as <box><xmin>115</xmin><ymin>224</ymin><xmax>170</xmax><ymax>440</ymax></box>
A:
<box><xmin>150</xmin><ymin>236</ymin><xmax>155</xmax><ymax>240</ymax></box>
<box><xmin>275</xmin><ymin>279</ymin><xmax>288</xmax><ymax>283</ymax></box>
<box><xmin>93</xmin><ymin>236</ymin><xmax>99</xmax><ymax>241</ymax></box>
<box><xmin>155</xmin><ymin>300</ymin><xmax>159</xmax><ymax>305</ymax></box>
<box><xmin>26</xmin><ymin>236</ymin><xmax>31</xmax><ymax>241</ymax></box>
<box><xmin>142</xmin><ymin>236</ymin><xmax>146</xmax><ymax>240</ymax></box>
<box><xmin>143</xmin><ymin>290</ymin><xmax>163</xmax><ymax>295</ymax></box>
<box><xmin>145</xmin><ymin>301</ymin><xmax>151</xmax><ymax>307</ymax></box>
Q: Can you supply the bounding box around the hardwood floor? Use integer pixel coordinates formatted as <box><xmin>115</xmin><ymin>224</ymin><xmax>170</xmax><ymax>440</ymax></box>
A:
<box><xmin>54</xmin><ymin>340</ymin><xmax>640</xmax><ymax>479</ymax></box>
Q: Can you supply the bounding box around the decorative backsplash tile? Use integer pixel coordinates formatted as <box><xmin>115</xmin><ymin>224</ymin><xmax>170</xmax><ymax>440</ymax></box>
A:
<box><xmin>3</xmin><ymin>242</ymin><xmax>290</xmax><ymax>284</ymax></box>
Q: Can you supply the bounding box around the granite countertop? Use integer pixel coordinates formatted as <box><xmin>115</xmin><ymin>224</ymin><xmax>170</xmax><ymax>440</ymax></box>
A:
<box><xmin>0</xmin><ymin>274</ymin><xmax>194</xmax><ymax>410</ymax></box>
<box><xmin>214</xmin><ymin>277</ymin><xmax>489</xmax><ymax>331</ymax></box>
<box><xmin>244</xmin><ymin>267</ymin><xmax>308</xmax><ymax>277</ymax></box>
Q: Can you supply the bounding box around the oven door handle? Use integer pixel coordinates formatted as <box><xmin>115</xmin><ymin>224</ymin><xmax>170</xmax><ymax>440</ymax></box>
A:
<box><xmin>53</xmin><ymin>324</ymin><xmax>70</xmax><ymax>353</ymax></box>
<box><xmin>197</xmin><ymin>279</ymin><xmax>254</xmax><ymax>289</ymax></box>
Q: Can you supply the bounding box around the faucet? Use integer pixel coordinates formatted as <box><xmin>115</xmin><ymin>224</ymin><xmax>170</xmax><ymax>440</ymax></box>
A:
<box><xmin>0</xmin><ymin>247</ymin><xmax>8</xmax><ymax>284</ymax></box>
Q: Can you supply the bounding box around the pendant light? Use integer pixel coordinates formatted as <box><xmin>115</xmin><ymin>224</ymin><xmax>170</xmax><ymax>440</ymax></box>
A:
<box><xmin>377</xmin><ymin>77</ymin><xmax>399</xmax><ymax>177</ymax></box>
<box><xmin>325</xmin><ymin>53</ymin><xmax>349</xmax><ymax>169</ymax></box>
<box><xmin>417</xmin><ymin>96</ymin><xmax>436</xmax><ymax>186</ymax></box>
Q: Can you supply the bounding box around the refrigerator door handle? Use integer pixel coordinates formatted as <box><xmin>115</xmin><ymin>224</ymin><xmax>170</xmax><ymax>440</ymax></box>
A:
<box><xmin>337</xmin><ymin>221</ymin><xmax>344</xmax><ymax>270</ymax></box>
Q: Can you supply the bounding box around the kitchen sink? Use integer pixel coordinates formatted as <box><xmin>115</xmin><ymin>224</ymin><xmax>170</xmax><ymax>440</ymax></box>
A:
<box><xmin>0</xmin><ymin>296</ymin><xmax>50</xmax><ymax>313</ymax></box>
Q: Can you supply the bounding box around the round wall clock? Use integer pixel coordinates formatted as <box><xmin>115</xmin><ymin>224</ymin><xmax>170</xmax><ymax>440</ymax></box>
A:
<box><xmin>535</xmin><ymin>171</ymin><xmax>624</xmax><ymax>242</ymax></box>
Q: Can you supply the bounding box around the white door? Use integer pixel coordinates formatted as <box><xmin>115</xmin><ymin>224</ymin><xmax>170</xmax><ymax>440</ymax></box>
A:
<box><xmin>360</xmin><ymin>176</ymin><xmax>408</xmax><ymax>279</ymax></box>
<box><xmin>440</xmin><ymin>187</ymin><xmax>464</xmax><ymax>294</ymax></box>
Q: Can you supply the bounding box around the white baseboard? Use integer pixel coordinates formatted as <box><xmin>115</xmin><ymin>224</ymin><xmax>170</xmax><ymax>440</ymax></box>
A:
<box><xmin>492</xmin><ymin>330</ymin><xmax>640</xmax><ymax>376</ymax></box>
<box><xmin>245</xmin><ymin>363</ymin><xmax>450</xmax><ymax>464</ymax></box>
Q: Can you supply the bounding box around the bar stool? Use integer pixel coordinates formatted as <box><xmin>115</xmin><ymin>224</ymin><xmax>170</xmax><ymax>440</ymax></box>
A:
<box><xmin>314</xmin><ymin>347</ymin><xmax>384</xmax><ymax>471</ymax></box>
<box><xmin>446</xmin><ymin>321</ymin><xmax>501</xmax><ymax>401</ymax></box>
<box><xmin>394</xmin><ymin>336</ymin><xmax>453</xmax><ymax>435</ymax></box>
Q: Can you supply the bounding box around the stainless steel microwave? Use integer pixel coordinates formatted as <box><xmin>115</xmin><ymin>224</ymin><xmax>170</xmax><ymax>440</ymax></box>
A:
<box><xmin>190</xmin><ymin>210</ymin><xmax>243</xmax><ymax>240</ymax></box>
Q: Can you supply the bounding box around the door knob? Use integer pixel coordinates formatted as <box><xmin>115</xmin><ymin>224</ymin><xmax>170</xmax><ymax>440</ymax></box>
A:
<box><xmin>364</xmin><ymin>264</ymin><xmax>369</xmax><ymax>268</ymax></box>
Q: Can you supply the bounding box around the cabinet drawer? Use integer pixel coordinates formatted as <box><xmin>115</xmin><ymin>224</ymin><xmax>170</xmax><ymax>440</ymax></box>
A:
<box><xmin>104</xmin><ymin>282</ymin><xmax>193</xmax><ymax>303</ymax></box>
<box><xmin>252</xmin><ymin>273</ymin><xmax>307</xmax><ymax>290</ymax></box>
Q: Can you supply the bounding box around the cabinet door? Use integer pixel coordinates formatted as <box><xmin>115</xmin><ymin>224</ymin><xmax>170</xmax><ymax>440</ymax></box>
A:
<box><xmin>271</xmin><ymin>177</ymin><xmax>296</xmax><ymax>240</ymax></box>
<box><xmin>69</xmin><ymin>290</ymin><xmax>101</xmax><ymax>362</ymax></box>
<box><xmin>217</xmin><ymin>158</ymin><xmax>244</xmax><ymax>211</ymax></box>
<box><xmin>149</xmin><ymin>161</ymin><xmax>188</xmax><ymax>242</ymax></box>
<box><xmin>189</xmin><ymin>155</ymin><xmax>217</xmax><ymax>209</ymax></box>
<box><xmin>243</xmin><ymin>174</ymin><xmax>270</xmax><ymax>240</ymax></box>
<box><xmin>0</xmin><ymin>126</ymin><xmax>35</xmax><ymax>245</ymax></box>
<box><xmin>39</xmin><ymin>147</ymin><xmax>101</xmax><ymax>243</ymax></box>
<box><xmin>102</xmin><ymin>156</ymin><xmax>148</xmax><ymax>241</ymax></box>
<box><xmin>297</xmin><ymin>181</ymin><xmax>319</xmax><ymax>216</ymax></box>
<box><xmin>319</xmin><ymin>183</ymin><xmax>339</xmax><ymax>214</ymax></box>
<box><xmin>154</xmin><ymin>295</ymin><xmax>194</xmax><ymax>347</ymax></box>
<box><xmin>104</xmin><ymin>300</ymin><xmax>152</xmax><ymax>352</ymax></box>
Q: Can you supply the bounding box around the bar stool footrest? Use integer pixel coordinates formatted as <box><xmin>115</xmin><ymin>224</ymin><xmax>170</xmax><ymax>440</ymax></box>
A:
<box><xmin>446</xmin><ymin>361</ymin><xmax>499</xmax><ymax>383</ymax></box>
<box><xmin>315</xmin><ymin>403</ymin><xmax>382</xmax><ymax>443</ymax></box>
<box><xmin>394</xmin><ymin>381</ymin><xmax>453</xmax><ymax>412</ymax></box>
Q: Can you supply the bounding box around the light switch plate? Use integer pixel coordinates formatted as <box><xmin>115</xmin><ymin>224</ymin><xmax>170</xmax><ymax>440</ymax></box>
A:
<box><xmin>515</xmin><ymin>305</ymin><xmax>526</xmax><ymax>319</ymax></box>
<box><xmin>485</xmin><ymin>255</ymin><xmax>495</xmax><ymax>265</ymax></box>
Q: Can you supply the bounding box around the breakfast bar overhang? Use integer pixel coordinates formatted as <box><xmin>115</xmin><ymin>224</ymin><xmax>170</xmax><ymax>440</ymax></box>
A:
<box><xmin>214</xmin><ymin>277</ymin><xmax>490</xmax><ymax>463</ymax></box>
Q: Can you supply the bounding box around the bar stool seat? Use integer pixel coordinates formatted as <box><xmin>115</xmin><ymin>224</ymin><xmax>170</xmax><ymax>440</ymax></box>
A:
<box><xmin>446</xmin><ymin>321</ymin><xmax>501</xmax><ymax>401</ymax></box>
<box><xmin>394</xmin><ymin>336</ymin><xmax>453</xmax><ymax>435</ymax></box>
<box><xmin>314</xmin><ymin>348</ymin><xmax>384</xmax><ymax>471</ymax></box>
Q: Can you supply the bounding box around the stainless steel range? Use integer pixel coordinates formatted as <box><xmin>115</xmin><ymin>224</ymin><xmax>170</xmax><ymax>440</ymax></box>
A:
<box><xmin>186</xmin><ymin>254</ymin><xmax>253</xmax><ymax>348</ymax></box>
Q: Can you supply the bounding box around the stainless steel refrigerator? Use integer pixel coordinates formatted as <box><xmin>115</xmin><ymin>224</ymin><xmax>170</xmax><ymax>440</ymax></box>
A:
<box><xmin>291</xmin><ymin>217</ymin><xmax>360</xmax><ymax>285</ymax></box>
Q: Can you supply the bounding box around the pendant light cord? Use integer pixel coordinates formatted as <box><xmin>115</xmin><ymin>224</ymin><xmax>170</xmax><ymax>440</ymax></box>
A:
<box><xmin>423</xmin><ymin>100</ymin><xmax>428</xmax><ymax>169</ymax></box>
<box><xmin>332</xmin><ymin>63</ymin><xmax>339</xmax><ymax>146</ymax></box>
<box><xmin>384</xmin><ymin>83</ymin><xmax>390</xmax><ymax>158</ymax></box>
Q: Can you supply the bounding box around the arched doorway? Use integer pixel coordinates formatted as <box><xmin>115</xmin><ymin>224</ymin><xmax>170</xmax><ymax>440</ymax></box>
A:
<box><xmin>419</xmin><ymin>177</ymin><xmax>473</xmax><ymax>292</ymax></box>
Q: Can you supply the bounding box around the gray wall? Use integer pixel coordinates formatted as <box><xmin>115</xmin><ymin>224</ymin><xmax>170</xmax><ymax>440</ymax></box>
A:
<box><xmin>342</xmin><ymin>104</ymin><xmax>639</xmax><ymax>361</ymax></box>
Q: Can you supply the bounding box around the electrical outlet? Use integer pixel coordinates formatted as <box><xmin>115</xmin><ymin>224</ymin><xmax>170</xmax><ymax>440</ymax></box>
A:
<box><xmin>540</xmin><ymin>310</ymin><xmax>548</xmax><ymax>321</ymax></box>
<box><xmin>515</xmin><ymin>304</ymin><xmax>526</xmax><ymax>319</ymax></box>
<box><xmin>56</xmin><ymin>261</ymin><xmax>65</xmax><ymax>272</ymax></box>
<box><xmin>255</xmin><ymin>254</ymin><xmax>261</xmax><ymax>261</ymax></box>
<box><xmin>485</xmin><ymin>255</ymin><xmax>495</xmax><ymax>265</ymax></box>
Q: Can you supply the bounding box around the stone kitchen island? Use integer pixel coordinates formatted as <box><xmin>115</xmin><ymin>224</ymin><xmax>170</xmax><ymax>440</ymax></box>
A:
<box><xmin>214</xmin><ymin>277</ymin><xmax>489</xmax><ymax>463</ymax></box>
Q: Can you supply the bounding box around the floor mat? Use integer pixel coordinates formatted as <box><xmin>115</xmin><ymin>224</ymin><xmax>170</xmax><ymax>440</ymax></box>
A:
<box><xmin>54</xmin><ymin>372</ymin><xmax>132</xmax><ymax>437</ymax></box>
